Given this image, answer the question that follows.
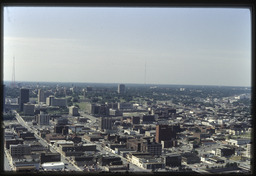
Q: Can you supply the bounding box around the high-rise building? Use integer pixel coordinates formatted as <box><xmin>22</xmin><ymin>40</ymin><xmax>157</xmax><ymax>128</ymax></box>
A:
<box><xmin>155</xmin><ymin>125</ymin><xmax>180</xmax><ymax>143</ymax></box>
<box><xmin>23</xmin><ymin>103</ymin><xmax>35</xmax><ymax>116</ymax></box>
<box><xmin>38</xmin><ymin>89</ymin><xmax>45</xmax><ymax>103</ymax></box>
<box><xmin>69</xmin><ymin>106</ymin><xmax>79</xmax><ymax>116</ymax></box>
<box><xmin>118</xmin><ymin>84</ymin><xmax>125</xmax><ymax>94</ymax></box>
<box><xmin>19</xmin><ymin>88</ymin><xmax>29</xmax><ymax>111</ymax></box>
<box><xmin>100</xmin><ymin>117</ymin><xmax>112</xmax><ymax>130</ymax></box>
<box><xmin>35</xmin><ymin>111</ymin><xmax>50</xmax><ymax>125</ymax></box>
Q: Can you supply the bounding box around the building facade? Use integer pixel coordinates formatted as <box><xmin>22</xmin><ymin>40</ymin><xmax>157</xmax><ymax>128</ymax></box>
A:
<box><xmin>19</xmin><ymin>88</ymin><xmax>29</xmax><ymax>111</ymax></box>
<box><xmin>46</xmin><ymin>96</ymin><xmax>67</xmax><ymax>107</ymax></box>
<box><xmin>35</xmin><ymin>111</ymin><xmax>50</xmax><ymax>125</ymax></box>
<box><xmin>23</xmin><ymin>103</ymin><xmax>35</xmax><ymax>116</ymax></box>
<box><xmin>155</xmin><ymin>124</ymin><xmax>180</xmax><ymax>143</ymax></box>
<box><xmin>38</xmin><ymin>89</ymin><xmax>45</xmax><ymax>103</ymax></box>
<box><xmin>69</xmin><ymin>106</ymin><xmax>79</xmax><ymax>116</ymax></box>
<box><xmin>100</xmin><ymin>117</ymin><xmax>113</xmax><ymax>130</ymax></box>
<box><xmin>118</xmin><ymin>84</ymin><xmax>125</xmax><ymax>94</ymax></box>
<box><xmin>10</xmin><ymin>144</ymin><xmax>31</xmax><ymax>157</ymax></box>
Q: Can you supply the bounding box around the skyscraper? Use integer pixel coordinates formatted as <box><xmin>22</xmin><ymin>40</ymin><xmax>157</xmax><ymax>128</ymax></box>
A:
<box><xmin>38</xmin><ymin>89</ymin><xmax>45</xmax><ymax>103</ymax></box>
<box><xmin>118</xmin><ymin>84</ymin><xmax>125</xmax><ymax>94</ymax></box>
<box><xmin>35</xmin><ymin>111</ymin><xmax>50</xmax><ymax>125</ymax></box>
<box><xmin>155</xmin><ymin>124</ymin><xmax>179</xmax><ymax>143</ymax></box>
<box><xmin>100</xmin><ymin>117</ymin><xmax>112</xmax><ymax>130</ymax></box>
<box><xmin>19</xmin><ymin>88</ymin><xmax>29</xmax><ymax>111</ymax></box>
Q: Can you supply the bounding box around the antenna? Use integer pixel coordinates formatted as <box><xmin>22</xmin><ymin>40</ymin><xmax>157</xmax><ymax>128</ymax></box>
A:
<box><xmin>11</xmin><ymin>56</ymin><xmax>16</xmax><ymax>88</ymax></box>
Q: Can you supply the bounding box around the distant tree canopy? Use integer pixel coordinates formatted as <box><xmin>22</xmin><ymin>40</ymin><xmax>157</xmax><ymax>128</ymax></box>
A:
<box><xmin>5</xmin><ymin>87</ymin><xmax>19</xmax><ymax>98</ymax></box>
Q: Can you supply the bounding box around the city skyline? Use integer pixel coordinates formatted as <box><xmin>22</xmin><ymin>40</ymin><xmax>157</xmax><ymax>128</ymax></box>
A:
<box><xmin>3</xmin><ymin>7</ymin><xmax>251</xmax><ymax>87</ymax></box>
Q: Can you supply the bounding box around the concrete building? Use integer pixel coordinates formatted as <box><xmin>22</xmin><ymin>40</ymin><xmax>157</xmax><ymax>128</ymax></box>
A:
<box><xmin>118</xmin><ymin>84</ymin><xmax>125</xmax><ymax>94</ymax></box>
<box><xmin>246</xmin><ymin>143</ymin><xmax>251</xmax><ymax>158</ymax></box>
<box><xmin>118</xmin><ymin>102</ymin><xmax>133</xmax><ymax>110</ymax></box>
<box><xmin>5</xmin><ymin>138</ymin><xmax>24</xmax><ymax>149</ymax></box>
<box><xmin>42</xmin><ymin>162</ymin><xmax>64</xmax><ymax>171</ymax></box>
<box><xmin>10</xmin><ymin>144</ymin><xmax>31</xmax><ymax>157</ymax></box>
<box><xmin>227</xmin><ymin>138</ymin><xmax>251</xmax><ymax>147</ymax></box>
<box><xmin>35</xmin><ymin>111</ymin><xmax>50</xmax><ymax>125</ymax></box>
<box><xmin>23</xmin><ymin>103</ymin><xmax>35</xmax><ymax>116</ymax></box>
<box><xmin>100</xmin><ymin>117</ymin><xmax>113</xmax><ymax>130</ymax></box>
<box><xmin>19</xmin><ymin>88</ymin><xmax>29</xmax><ymax>111</ymax></box>
<box><xmin>46</xmin><ymin>96</ymin><xmax>67</xmax><ymax>107</ymax></box>
<box><xmin>69</xmin><ymin>106</ymin><xmax>79</xmax><ymax>116</ymax></box>
<box><xmin>38</xmin><ymin>89</ymin><xmax>45</xmax><ymax>103</ymax></box>
<box><xmin>165</xmin><ymin>154</ymin><xmax>182</xmax><ymax>167</ymax></box>
<box><xmin>142</xmin><ymin>115</ymin><xmax>155</xmax><ymax>123</ymax></box>
<box><xmin>14</xmin><ymin>160</ymin><xmax>40</xmax><ymax>171</ymax></box>
<box><xmin>181</xmin><ymin>152</ymin><xmax>201</xmax><ymax>164</ymax></box>
<box><xmin>40</xmin><ymin>153</ymin><xmax>61</xmax><ymax>164</ymax></box>
<box><xmin>216</xmin><ymin>148</ymin><xmax>235</xmax><ymax>157</ymax></box>
<box><xmin>155</xmin><ymin>124</ymin><xmax>180</xmax><ymax>143</ymax></box>
<box><xmin>126</xmin><ymin>138</ymin><xmax>162</xmax><ymax>156</ymax></box>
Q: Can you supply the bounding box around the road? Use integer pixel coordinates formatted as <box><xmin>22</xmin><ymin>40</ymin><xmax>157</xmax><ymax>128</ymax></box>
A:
<box><xmin>78</xmin><ymin>111</ymin><xmax>150</xmax><ymax>172</ymax></box>
<box><xmin>12</xmin><ymin>110</ymin><xmax>81</xmax><ymax>171</ymax></box>
<box><xmin>4</xmin><ymin>151</ymin><xmax>13</xmax><ymax>171</ymax></box>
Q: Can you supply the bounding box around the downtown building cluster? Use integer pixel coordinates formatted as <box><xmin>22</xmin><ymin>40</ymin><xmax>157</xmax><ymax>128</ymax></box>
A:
<box><xmin>3</xmin><ymin>82</ymin><xmax>252</xmax><ymax>173</ymax></box>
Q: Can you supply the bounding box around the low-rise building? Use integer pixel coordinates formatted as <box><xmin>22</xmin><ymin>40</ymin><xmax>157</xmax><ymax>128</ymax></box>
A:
<box><xmin>40</xmin><ymin>153</ymin><xmax>61</xmax><ymax>164</ymax></box>
<box><xmin>42</xmin><ymin>162</ymin><xmax>65</xmax><ymax>171</ymax></box>
<box><xmin>227</xmin><ymin>139</ymin><xmax>251</xmax><ymax>147</ymax></box>
<box><xmin>216</xmin><ymin>147</ymin><xmax>235</xmax><ymax>157</ymax></box>
<box><xmin>10</xmin><ymin>144</ymin><xmax>31</xmax><ymax>157</ymax></box>
<box><xmin>181</xmin><ymin>152</ymin><xmax>200</xmax><ymax>164</ymax></box>
<box><xmin>165</xmin><ymin>154</ymin><xmax>182</xmax><ymax>167</ymax></box>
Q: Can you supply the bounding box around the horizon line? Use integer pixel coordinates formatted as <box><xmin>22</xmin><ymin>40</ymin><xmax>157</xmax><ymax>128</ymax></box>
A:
<box><xmin>3</xmin><ymin>80</ymin><xmax>251</xmax><ymax>88</ymax></box>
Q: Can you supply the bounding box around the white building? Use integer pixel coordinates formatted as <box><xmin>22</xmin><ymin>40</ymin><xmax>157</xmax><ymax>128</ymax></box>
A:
<box><xmin>246</xmin><ymin>143</ymin><xmax>251</xmax><ymax>158</ymax></box>
<box><xmin>46</xmin><ymin>96</ymin><xmax>67</xmax><ymax>107</ymax></box>
<box><xmin>227</xmin><ymin>139</ymin><xmax>251</xmax><ymax>147</ymax></box>
<box><xmin>42</xmin><ymin>162</ymin><xmax>65</xmax><ymax>171</ymax></box>
<box><xmin>69</xmin><ymin>106</ymin><xmax>79</xmax><ymax>116</ymax></box>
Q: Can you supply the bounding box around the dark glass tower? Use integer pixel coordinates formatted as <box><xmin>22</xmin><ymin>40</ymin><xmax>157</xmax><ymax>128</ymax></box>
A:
<box><xmin>19</xmin><ymin>88</ymin><xmax>29</xmax><ymax>111</ymax></box>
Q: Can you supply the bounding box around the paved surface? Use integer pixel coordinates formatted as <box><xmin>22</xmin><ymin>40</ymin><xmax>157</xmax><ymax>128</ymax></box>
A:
<box><xmin>4</xmin><ymin>152</ymin><xmax>12</xmax><ymax>171</ymax></box>
<box><xmin>13</xmin><ymin>110</ymin><xmax>81</xmax><ymax>171</ymax></box>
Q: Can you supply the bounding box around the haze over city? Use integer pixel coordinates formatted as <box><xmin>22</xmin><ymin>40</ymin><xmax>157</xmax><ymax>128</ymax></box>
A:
<box><xmin>3</xmin><ymin>7</ymin><xmax>251</xmax><ymax>87</ymax></box>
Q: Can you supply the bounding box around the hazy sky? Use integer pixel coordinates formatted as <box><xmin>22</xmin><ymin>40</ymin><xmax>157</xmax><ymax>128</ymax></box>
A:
<box><xmin>4</xmin><ymin>7</ymin><xmax>251</xmax><ymax>86</ymax></box>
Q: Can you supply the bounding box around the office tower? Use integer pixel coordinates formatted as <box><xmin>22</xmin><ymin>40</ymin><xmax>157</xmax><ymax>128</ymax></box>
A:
<box><xmin>23</xmin><ymin>103</ymin><xmax>35</xmax><ymax>116</ymax></box>
<box><xmin>35</xmin><ymin>111</ymin><xmax>50</xmax><ymax>125</ymax></box>
<box><xmin>118</xmin><ymin>84</ymin><xmax>125</xmax><ymax>94</ymax></box>
<box><xmin>155</xmin><ymin>124</ymin><xmax>179</xmax><ymax>143</ymax></box>
<box><xmin>100</xmin><ymin>117</ymin><xmax>112</xmax><ymax>130</ymax></box>
<box><xmin>69</xmin><ymin>106</ymin><xmax>79</xmax><ymax>116</ymax></box>
<box><xmin>19</xmin><ymin>88</ymin><xmax>29</xmax><ymax>111</ymax></box>
<box><xmin>38</xmin><ymin>89</ymin><xmax>45</xmax><ymax>103</ymax></box>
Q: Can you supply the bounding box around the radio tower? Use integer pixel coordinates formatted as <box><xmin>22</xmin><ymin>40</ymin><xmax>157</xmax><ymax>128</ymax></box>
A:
<box><xmin>11</xmin><ymin>57</ymin><xmax>16</xmax><ymax>88</ymax></box>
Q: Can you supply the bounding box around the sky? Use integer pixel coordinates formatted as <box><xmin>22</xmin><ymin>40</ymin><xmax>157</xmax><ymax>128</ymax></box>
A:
<box><xmin>3</xmin><ymin>7</ymin><xmax>251</xmax><ymax>87</ymax></box>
